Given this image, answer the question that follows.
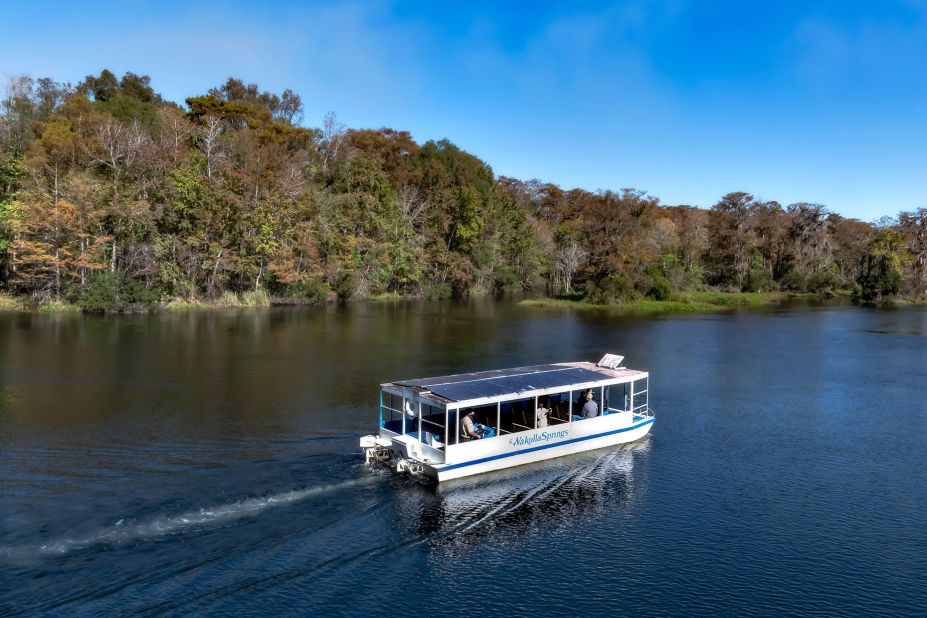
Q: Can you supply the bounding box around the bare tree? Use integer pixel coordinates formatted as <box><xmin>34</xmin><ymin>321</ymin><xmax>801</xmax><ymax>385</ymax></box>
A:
<box><xmin>320</xmin><ymin>111</ymin><xmax>351</xmax><ymax>176</ymax></box>
<box><xmin>196</xmin><ymin>116</ymin><xmax>225</xmax><ymax>180</ymax></box>
<box><xmin>88</xmin><ymin>117</ymin><xmax>149</xmax><ymax>187</ymax></box>
<box><xmin>397</xmin><ymin>185</ymin><xmax>430</xmax><ymax>231</ymax></box>
<box><xmin>555</xmin><ymin>241</ymin><xmax>586</xmax><ymax>294</ymax></box>
<box><xmin>85</xmin><ymin>117</ymin><xmax>150</xmax><ymax>271</ymax></box>
<box><xmin>160</xmin><ymin>108</ymin><xmax>193</xmax><ymax>150</ymax></box>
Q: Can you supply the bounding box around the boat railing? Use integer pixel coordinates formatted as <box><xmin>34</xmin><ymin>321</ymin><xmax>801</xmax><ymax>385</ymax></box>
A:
<box><xmin>381</xmin><ymin>404</ymin><xmax>404</xmax><ymax>417</ymax></box>
<box><xmin>420</xmin><ymin>418</ymin><xmax>444</xmax><ymax>433</ymax></box>
<box><xmin>609</xmin><ymin>405</ymin><xmax>654</xmax><ymax>419</ymax></box>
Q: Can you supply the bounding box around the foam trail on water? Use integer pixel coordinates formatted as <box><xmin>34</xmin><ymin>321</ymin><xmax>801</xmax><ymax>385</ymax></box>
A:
<box><xmin>1</xmin><ymin>476</ymin><xmax>374</xmax><ymax>562</ymax></box>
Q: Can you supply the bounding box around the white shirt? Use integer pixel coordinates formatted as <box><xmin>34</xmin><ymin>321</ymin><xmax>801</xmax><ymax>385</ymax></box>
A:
<box><xmin>536</xmin><ymin>406</ymin><xmax>549</xmax><ymax>428</ymax></box>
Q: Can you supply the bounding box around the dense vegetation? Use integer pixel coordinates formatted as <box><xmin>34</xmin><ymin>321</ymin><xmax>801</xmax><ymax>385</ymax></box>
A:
<box><xmin>1</xmin><ymin>70</ymin><xmax>925</xmax><ymax>311</ymax></box>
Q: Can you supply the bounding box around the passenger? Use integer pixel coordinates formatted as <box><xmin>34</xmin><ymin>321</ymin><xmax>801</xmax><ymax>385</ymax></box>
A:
<box><xmin>460</xmin><ymin>409</ymin><xmax>482</xmax><ymax>441</ymax></box>
<box><xmin>581</xmin><ymin>389</ymin><xmax>599</xmax><ymax>418</ymax></box>
<box><xmin>536</xmin><ymin>398</ymin><xmax>551</xmax><ymax>428</ymax></box>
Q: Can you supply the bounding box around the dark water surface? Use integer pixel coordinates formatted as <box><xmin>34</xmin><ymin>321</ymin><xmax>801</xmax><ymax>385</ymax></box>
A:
<box><xmin>1</xmin><ymin>301</ymin><xmax>925</xmax><ymax>616</ymax></box>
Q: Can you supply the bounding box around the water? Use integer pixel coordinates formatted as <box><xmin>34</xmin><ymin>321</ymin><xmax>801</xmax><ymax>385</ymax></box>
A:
<box><xmin>1</xmin><ymin>301</ymin><xmax>925</xmax><ymax>616</ymax></box>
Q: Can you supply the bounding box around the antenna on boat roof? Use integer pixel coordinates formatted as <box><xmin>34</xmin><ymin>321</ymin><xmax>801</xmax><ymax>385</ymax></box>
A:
<box><xmin>597</xmin><ymin>353</ymin><xmax>624</xmax><ymax>369</ymax></box>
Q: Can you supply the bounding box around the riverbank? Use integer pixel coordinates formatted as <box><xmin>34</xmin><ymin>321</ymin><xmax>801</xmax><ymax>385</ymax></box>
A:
<box><xmin>0</xmin><ymin>290</ymin><xmax>278</xmax><ymax>313</ymax></box>
<box><xmin>0</xmin><ymin>288</ymin><xmax>874</xmax><ymax>315</ymax></box>
<box><xmin>0</xmin><ymin>293</ymin><xmax>83</xmax><ymax>313</ymax></box>
<box><xmin>519</xmin><ymin>290</ymin><xmax>849</xmax><ymax>315</ymax></box>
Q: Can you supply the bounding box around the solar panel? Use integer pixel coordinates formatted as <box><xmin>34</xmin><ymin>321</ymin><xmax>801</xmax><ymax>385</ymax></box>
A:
<box><xmin>420</xmin><ymin>367</ymin><xmax>609</xmax><ymax>402</ymax></box>
<box><xmin>396</xmin><ymin>364</ymin><xmax>565</xmax><ymax>388</ymax></box>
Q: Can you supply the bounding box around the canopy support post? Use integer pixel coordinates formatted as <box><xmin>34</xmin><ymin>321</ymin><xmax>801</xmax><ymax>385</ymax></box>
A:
<box><xmin>568</xmin><ymin>390</ymin><xmax>573</xmax><ymax>426</ymax></box>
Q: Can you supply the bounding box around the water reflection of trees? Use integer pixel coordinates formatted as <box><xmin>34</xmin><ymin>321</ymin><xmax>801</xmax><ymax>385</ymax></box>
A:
<box><xmin>391</xmin><ymin>440</ymin><xmax>651</xmax><ymax>556</ymax></box>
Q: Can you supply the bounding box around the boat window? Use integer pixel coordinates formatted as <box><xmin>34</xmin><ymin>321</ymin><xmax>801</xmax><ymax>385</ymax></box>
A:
<box><xmin>572</xmin><ymin>388</ymin><xmax>602</xmax><ymax>421</ymax></box>
<box><xmin>419</xmin><ymin>401</ymin><xmax>445</xmax><ymax>448</ymax></box>
<box><xmin>606</xmin><ymin>383</ymin><xmax>631</xmax><ymax>414</ymax></box>
<box><xmin>447</xmin><ymin>404</ymin><xmax>499</xmax><ymax>444</ymax></box>
<box><xmin>381</xmin><ymin>391</ymin><xmax>405</xmax><ymax>433</ymax></box>
<box><xmin>544</xmin><ymin>392</ymin><xmax>571</xmax><ymax>426</ymax></box>
<box><xmin>500</xmin><ymin>397</ymin><xmax>535</xmax><ymax>433</ymax></box>
<box><xmin>472</xmin><ymin>404</ymin><xmax>498</xmax><ymax>439</ymax></box>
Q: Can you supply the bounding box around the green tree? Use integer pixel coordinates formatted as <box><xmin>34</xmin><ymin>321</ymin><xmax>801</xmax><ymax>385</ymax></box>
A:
<box><xmin>854</xmin><ymin>229</ymin><xmax>905</xmax><ymax>303</ymax></box>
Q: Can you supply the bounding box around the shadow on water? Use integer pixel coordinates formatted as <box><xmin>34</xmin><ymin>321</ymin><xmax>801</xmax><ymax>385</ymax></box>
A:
<box><xmin>387</xmin><ymin>439</ymin><xmax>652</xmax><ymax>557</ymax></box>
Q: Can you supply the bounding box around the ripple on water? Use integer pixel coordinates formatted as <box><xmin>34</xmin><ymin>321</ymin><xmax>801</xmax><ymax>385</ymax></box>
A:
<box><xmin>2</xmin><ymin>306</ymin><xmax>926</xmax><ymax>616</ymax></box>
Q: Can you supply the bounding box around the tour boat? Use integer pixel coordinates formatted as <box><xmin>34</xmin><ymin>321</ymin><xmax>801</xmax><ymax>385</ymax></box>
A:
<box><xmin>359</xmin><ymin>354</ymin><xmax>654</xmax><ymax>482</ymax></box>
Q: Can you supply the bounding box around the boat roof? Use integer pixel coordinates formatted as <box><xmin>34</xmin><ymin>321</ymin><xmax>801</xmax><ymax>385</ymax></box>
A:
<box><xmin>384</xmin><ymin>361</ymin><xmax>647</xmax><ymax>407</ymax></box>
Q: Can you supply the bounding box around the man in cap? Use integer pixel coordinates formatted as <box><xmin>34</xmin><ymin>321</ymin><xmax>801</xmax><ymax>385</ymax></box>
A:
<box><xmin>581</xmin><ymin>389</ymin><xmax>599</xmax><ymax>418</ymax></box>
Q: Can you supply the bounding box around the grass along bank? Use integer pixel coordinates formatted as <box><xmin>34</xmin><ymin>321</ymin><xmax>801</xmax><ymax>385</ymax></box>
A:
<box><xmin>519</xmin><ymin>291</ymin><xmax>837</xmax><ymax>315</ymax></box>
<box><xmin>164</xmin><ymin>290</ymin><xmax>272</xmax><ymax>311</ymax></box>
<box><xmin>0</xmin><ymin>293</ymin><xmax>82</xmax><ymax>312</ymax></box>
<box><xmin>0</xmin><ymin>290</ymin><xmax>274</xmax><ymax>313</ymax></box>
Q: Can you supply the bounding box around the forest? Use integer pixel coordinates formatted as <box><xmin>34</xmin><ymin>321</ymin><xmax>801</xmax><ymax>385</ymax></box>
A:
<box><xmin>1</xmin><ymin>70</ymin><xmax>925</xmax><ymax>311</ymax></box>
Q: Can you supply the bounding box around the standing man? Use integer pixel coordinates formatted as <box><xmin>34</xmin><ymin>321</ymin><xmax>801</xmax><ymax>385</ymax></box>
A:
<box><xmin>581</xmin><ymin>389</ymin><xmax>599</xmax><ymax>418</ymax></box>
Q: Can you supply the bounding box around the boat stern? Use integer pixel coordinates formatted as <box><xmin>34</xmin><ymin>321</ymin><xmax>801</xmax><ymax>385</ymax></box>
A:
<box><xmin>360</xmin><ymin>432</ymin><xmax>444</xmax><ymax>478</ymax></box>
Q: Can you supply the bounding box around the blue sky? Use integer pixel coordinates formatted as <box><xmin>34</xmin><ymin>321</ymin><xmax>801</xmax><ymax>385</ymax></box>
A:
<box><xmin>2</xmin><ymin>0</ymin><xmax>926</xmax><ymax>220</ymax></box>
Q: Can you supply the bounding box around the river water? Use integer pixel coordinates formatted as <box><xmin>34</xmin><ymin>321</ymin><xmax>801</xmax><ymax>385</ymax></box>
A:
<box><xmin>1</xmin><ymin>301</ymin><xmax>925</xmax><ymax>616</ymax></box>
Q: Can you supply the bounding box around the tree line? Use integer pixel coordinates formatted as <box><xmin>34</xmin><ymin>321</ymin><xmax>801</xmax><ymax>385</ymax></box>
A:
<box><xmin>0</xmin><ymin>70</ymin><xmax>924</xmax><ymax>310</ymax></box>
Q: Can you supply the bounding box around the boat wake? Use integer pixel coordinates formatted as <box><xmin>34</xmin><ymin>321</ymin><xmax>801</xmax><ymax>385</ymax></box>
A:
<box><xmin>0</xmin><ymin>476</ymin><xmax>375</xmax><ymax>563</ymax></box>
<box><xmin>412</xmin><ymin>443</ymin><xmax>645</xmax><ymax>554</ymax></box>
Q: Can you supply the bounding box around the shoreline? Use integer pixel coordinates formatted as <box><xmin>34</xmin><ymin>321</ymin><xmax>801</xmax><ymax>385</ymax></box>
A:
<box><xmin>0</xmin><ymin>289</ymin><xmax>911</xmax><ymax>316</ymax></box>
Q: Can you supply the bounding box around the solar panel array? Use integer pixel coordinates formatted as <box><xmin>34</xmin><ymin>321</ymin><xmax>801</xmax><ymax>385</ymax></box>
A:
<box><xmin>401</xmin><ymin>366</ymin><xmax>610</xmax><ymax>403</ymax></box>
<box><xmin>395</xmin><ymin>364</ymin><xmax>562</xmax><ymax>388</ymax></box>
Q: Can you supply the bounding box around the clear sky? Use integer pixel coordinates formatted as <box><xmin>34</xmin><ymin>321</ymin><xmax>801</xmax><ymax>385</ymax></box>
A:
<box><xmin>2</xmin><ymin>0</ymin><xmax>926</xmax><ymax>220</ymax></box>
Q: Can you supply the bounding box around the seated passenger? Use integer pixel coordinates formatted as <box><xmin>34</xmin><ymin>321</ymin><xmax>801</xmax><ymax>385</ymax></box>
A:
<box><xmin>581</xmin><ymin>389</ymin><xmax>599</xmax><ymax>418</ymax></box>
<box><xmin>536</xmin><ymin>398</ymin><xmax>551</xmax><ymax>428</ymax></box>
<box><xmin>460</xmin><ymin>409</ymin><xmax>482</xmax><ymax>441</ymax></box>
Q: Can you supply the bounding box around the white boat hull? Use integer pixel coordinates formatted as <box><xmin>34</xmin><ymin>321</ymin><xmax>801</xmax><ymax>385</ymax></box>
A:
<box><xmin>428</xmin><ymin>415</ymin><xmax>654</xmax><ymax>482</ymax></box>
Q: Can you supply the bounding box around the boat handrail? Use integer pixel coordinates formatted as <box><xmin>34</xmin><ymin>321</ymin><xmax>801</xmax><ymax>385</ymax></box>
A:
<box><xmin>605</xmin><ymin>406</ymin><xmax>653</xmax><ymax>417</ymax></box>
<box><xmin>381</xmin><ymin>404</ymin><xmax>404</xmax><ymax>416</ymax></box>
<box><xmin>420</xmin><ymin>418</ymin><xmax>443</xmax><ymax>432</ymax></box>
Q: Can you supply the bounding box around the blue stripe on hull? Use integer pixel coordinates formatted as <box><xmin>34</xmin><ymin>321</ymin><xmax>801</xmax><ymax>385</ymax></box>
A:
<box><xmin>436</xmin><ymin>418</ymin><xmax>654</xmax><ymax>472</ymax></box>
